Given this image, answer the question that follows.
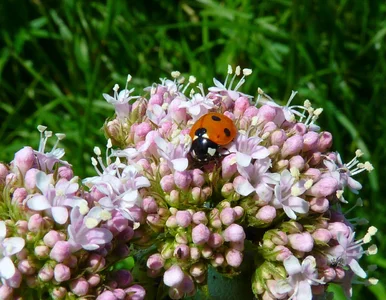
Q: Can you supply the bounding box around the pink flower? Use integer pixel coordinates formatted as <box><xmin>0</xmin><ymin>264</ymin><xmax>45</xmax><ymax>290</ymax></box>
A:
<box><xmin>192</xmin><ymin>224</ymin><xmax>210</xmax><ymax>245</ymax></box>
<box><xmin>222</xmin><ymin>224</ymin><xmax>246</xmax><ymax>243</ymax></box>
<box><xmin>288</xmin><ymin>232</ymin><xmax>314</xmax><ymax>252</ymax></box>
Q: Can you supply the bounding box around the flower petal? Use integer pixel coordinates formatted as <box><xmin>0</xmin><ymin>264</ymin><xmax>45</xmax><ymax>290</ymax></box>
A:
<box><xmin>284</xmin><ymin>256</ymin><xmax>301</xmax><ymax>276</ymax></box>
<box><xmin>27</xmin><ymin>195</ymin><xmax>51</xmax><ymax>211</ymax></box>
<box><xmin>0</xmin><ymin>221</ymin><xmax>6</xmax><ymax>239</ymax></box>
<box><xmin>348</xmin><ymin>259</ymin><xmax>367</xmax><ymax>278</ymax></box>
<box><xmin>172</xmin><ymin>158</ymin><xmax>188</xmax><ymax>172</ymax></box>
<box><xmin>288</xmin><ymin>196</ymin><xmax>309</xmax><ymax>214</ymax></box>
<box><xmin>0</xmin><ymin>257</ymin><xmax>15</xmax><ymax>279</ymax></box>
<box><xmin>51</xmin><ymin>206</ymin><xmax>69</xmax><ymax>224</ymax></box>
<box><xmin>236</xmin><ymin>152</ymin><xmax>252</xmax><ymax>167</ymax></box>
<box><xmin>234</xmin><ymin>177</ymin><xmax>255</xmax><ymax>196</ymax></box>
<box><xmin>296</xmin><ymin>279</ymin><xmax>312</xmax><ymax>300</ymax></box>
<box><xmin>2</xmin><ymin>237</ymin><xmax>25</xmax><ymax>256</ymax></box>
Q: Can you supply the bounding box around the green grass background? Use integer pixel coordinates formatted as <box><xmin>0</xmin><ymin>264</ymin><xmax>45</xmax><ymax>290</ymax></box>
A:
<box><xmin>0</xmin><ymin>0</ymin><xmax>385</xmax><ymax>299</ymax></box>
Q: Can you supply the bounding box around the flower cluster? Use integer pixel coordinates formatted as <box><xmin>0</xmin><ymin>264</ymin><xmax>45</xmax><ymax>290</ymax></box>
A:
<box><xmin>0</xmin><ymin>65</ymin><xmax>377</xmax><ymax>300</ymax></box>
<box><xmin>0</xmin><ymin>130</ymin><xmax>145</xmax><ymax>299</ymax></box>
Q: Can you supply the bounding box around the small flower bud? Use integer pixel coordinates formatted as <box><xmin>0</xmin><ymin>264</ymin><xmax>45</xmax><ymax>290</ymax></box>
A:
<box><xmin>142</xmin><ymin>197</ymin><xmax>158</xmax><ymax>214</ymax></box>
<box><xmin>306</xmin><ymin>177</ymin><xmax>338</xmax><ymax>197</ymax></box>
<box><xmin>271</xmin><ymin>130</ymin><xmax>287</xmax><ymax>146</ymax></box>
<box><xmin>328</xmin><ymin>222</ymin><xmax>350</xmax><ymax>239</ymax></box>
<box><xmin>147</xmin><ymin>253</ymin><xmax>165</xmax><ymax>270</ymax></box>
<box><xmin>220</xmin><ymin>207</ymin><xmax>236</xmax><ymax>226</ymax></box>
<box><xmin>12</xmin><ymin>188</ymin><xmax>28</xmax><ymax>205</ymax></box>
<box><xmin>124</xmin><ymin>284</ymin><xmax>146</xmax><ymax>300</ymax></box>
<box><xmin>257</xmin><ymin>105</ymin><xmax>276</xmax><ymax>122</ymax></box>
<box><xmin>223</xmin><ymin>224</ymin><xmax>246</xmax><ymax>243</ymax></box>
<box><xmin>113</xmin><ymin>269</ymin><xmax>133</xmax><ymax>288</ymax></box>
<box><xmin>225</xmin><ymin>248</ymin><xmax>243</xmax><ymax>267</ymax></box>
<box><xmin>192</xmin><ymin>224</ymin><xmax>210</xmax><ymax>245</ymax></box>
<box><xmin>5</xmin><ymin>269</ymin><xmax>22</xmax><ymax>288</ymax></box>
<box><xmin>281</xmin><ymin>135</ymin><xmax>304</xmax><ymax>158</ymax></box>
<box><xmin>312</xmin><ymin>228</ymin><xmax>332</xmax><ymax>244</ymax></box>
<box><xmin>43</xmin><ymin>230</ymin><xmax>64</xmax><ymax>248</ymax></box>
<box><xmin>18</xmin><ymin>259</ymin><xmax>35</xmax><ymax>275</ymax></box>
<box><xmin>310</xmin><ymin>197</ymin><xmax>329</xmax><ymax>213</ymax></box>
<box><xmin>318</xmin><ymin>131</ymin><xmax>333</xmax><ymax>152</ymax></box>
<box><xmin>14</xmin><ymin>146</ymin><xmax>35</xmax><ymax>174</ymax></box>
<box><xmin>54</xmin><ymin>263</ymin><xmax>71</xmax><ymax>282</ymax></box>
<box><xmin>176</xmin><ymin>210</ymin><xmax>192</xmax><ymax>228</ymax></box>
<box><xmin>160</xmin><ymin>174</ymin><xmax>175</xmax><ymax>192</ymax></box>
<box><xmin>28</xmin><ymin>214</ymin><xmax>44</xmax><ymax>232</ymax></box>
<box><xmin>174</xmin><ymin>171</ymin><xmax>192</xmax><ymax>191</ymax></box>
<box><xmin>208</xmin><ymin>233</ymin><xmax>224</xmax><ymax>248</ymax></box>
<box><xmin>174</xmin><ymin>244</ymin><xmax>190</xmax><ymax>260</ymax></box>
<box><xmin>50</xmin><ymin>241</ymin><xmax>71</xmax><ymax>262</ymax></box>
<box><xmin>273</xmin><ymin>245</ymin><xmax>292</xmax><ymax>261</ymax></box>
<box><xmin>38</xmin><ymin>264</ymin><xmax>54</xmax><ymax>282</ymax></box>
<box><xmin>164</xmin><ymin>265</ymin><xmax>185</xmax><ymax>287</ymax></box>
<box><xmin>0</xmin><ymin>285</ymin><xmax>13</xmax><ymax>299</ymax></box>
<box><xmin>289</xmin><ymin>155</ymin><xmax>305</xmax><ymax>170</ymax></box>
<box><xmin>221</xmin><ymin>154</ymin><xmax>237</xmax><ymax>179</ymax></box>
<box><xmin>191</xmin><ymin>169</ymin><xmax>205</xmax><ymax>187</ymax></box>
<box><xmin>256</xmin><ymin>205</ymin><xmax>276</xmax><ymax>223</ymax></box>
<box><xmin>87</xmin><ymin>254</ymin><xmax>106</xmax><ymax>272</ymax></box>
<box><xmin>192</xmin><ymin>211</ymin><xmax>208</xmax><ymax>225</ymax></box>
<box><xmin>303</xmin><ymin>131</ymin><xmax>319</xmax><ymax>152</ymax></box>
<box><xmin>35</xmin><ymin>245</ymin><xmax>50</xmax><ymax>259</ymax></box>
<box><xmin>288</xmin><ymin>232</ymin><xmax>314</xmax><ymax>252</ymax></box>
<box><xmin>87</xmin><ymin>274</ymin><xmax>101</xmax><ymax>287</ymax></box>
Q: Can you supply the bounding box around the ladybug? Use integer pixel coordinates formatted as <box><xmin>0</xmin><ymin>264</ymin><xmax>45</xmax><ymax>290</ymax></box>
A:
<box><xmin>189</xmin><ymin>112</ymin><xmax>237</xmax><ymax>162</ymax></box>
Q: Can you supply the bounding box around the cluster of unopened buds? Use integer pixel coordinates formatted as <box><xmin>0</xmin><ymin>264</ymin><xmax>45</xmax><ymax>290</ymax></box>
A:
<box><xmin>0</xmin><ymin>65</ymin><xmax>377</xmax><ymax>299</ymax></box>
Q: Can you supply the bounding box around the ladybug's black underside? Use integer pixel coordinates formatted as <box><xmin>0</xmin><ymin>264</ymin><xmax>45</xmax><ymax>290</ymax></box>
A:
<box><xmin>190</xmin><ymin>137</ymin><xmax>220</xmax><ymax>162</ymax></box>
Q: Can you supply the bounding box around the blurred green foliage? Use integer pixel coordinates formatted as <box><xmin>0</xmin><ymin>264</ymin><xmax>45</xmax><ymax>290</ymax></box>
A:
<box><xmin>0</xmin><ymin>0</ymin><xmax>385</xmax><ymax>299</ymax></box>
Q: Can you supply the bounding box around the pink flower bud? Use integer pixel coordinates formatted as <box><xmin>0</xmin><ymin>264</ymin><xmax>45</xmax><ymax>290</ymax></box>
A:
<box><xmin>54</xmin><ymin>263</ymin><xmax>71</xmax><ymax>282</ymax></box>
<box><xmin>262</xmin><ymin>121</ymin><xmax>277</xmax><ymax>134</ymax></box>
<box><xmin>271</xmin><ymin>231</ymin><xmax>288</xmax><ymax>245</ymax></box>
<box><xmin>201</xmin><ymin>245</ymin><xmax>213</xmax><ymax>259</ymax></box>
<box><xmin>256</xmin><ymin>205</ymin><xmax>276</xmax><ymax>223</ymax></box>
<box><xmin>309</xmin><ymin>197</ymin><xmax>329</xmax><ymax>213</ymax></box>
<box><xmin>273</xmin><ymin>245</ymin><xmax>292</xmax><ymax>261</ymax></box>
<box><xmin>176</xmin><ymin>210</ymin><xmax>192</xmax><ymax>228</ymax></box>
<box><xmin>303</xmin><ymin>168</ymin><xmax>321</xmax><ymax>181</ymax></box>
<box><xmin>50</xmin><ymin>241</ymin><xmax>71</xmax><ymax>262</ymax></box>
<box><xmin>288</xmin><ymin>155</ymin><xmax>305</xmax><ymax>170</ymax></box>
<box><xmin>288</xmin><ymin>232</ymin><xmax>314</xmax><ymax>252</ymax></box>
<box><xmin>221</xmin><ymin>154</ymin><xmax>237</xmax><ymax>179</ymax></box>
<box><xmin>312</xmin><ymin>228</ymin><xmax>332</xmax><ymax>244</ymax></box>
<box><xmin>96</xmin><ymin>291</ymin><xmax>116</xmax><ymax>300</ymax></box>
<box><xmin>160</xmin><ymin>175</ymin><xmax>175</xmax><ymax>192</ymax></box>
<box><xmin>309</xmin><ymin>152</ymin><xmax>322</xmax><ymax>166</ymax></box>
<box><xmin>191</xmin><ymin>169</ymin><xmax>205</xmax><ymax>187</ymax></box>
<box><xmin>166</xmin><ymin>215</ymin><xmax>178</xmax><ymax>228</ymax></box>
<box><xmin>134</xmin><ymin>122</ymin><xmax>152</xmax><ymax>142</ymax></box>
<box><xmin>208</xmin><ymin>233</ymin><xmax>224</xmax><ymax>248</ymax></box>
<box><xmin>335</xmin><ymin>267</ymin><xmax>346</xmax><ymax>280</ymax></box>
<box><xmin>15</xmin><ymin>220</ymin><xmax>28</xmax><ymax>236</ymax></box>
<box><xmin>12</xmin><ymin>188</ymin><xmax>27</xmax><ymax>205</ymax></box>
<box><xmin>5</xmin><ymin>173</ymin><xmax>17</xmax><ymax>186</ymax></box>
<box><xmin>28</xmin><ymin>214</ymin><xmax>44</xmax><ymax>232</ymax></box>
<box><xmin>174</xmin><ymin>244</ymin><xmax>190</xmax><ymax>260</ymax></box>
<box><xmin>211</xmin><ymin>253</ymin><xmax>225</xmax><ymax>267</ymax></box>
<box><xmin>327</xmin><ymin>222</ymin><xmax>350</xmax><ymax>239</ymax></box>
<box><xmin>223</xmin><ymin>224</ymin><xmax>246</xmax><ymax>243</ymax></box>
<box><xmin>192</xmin><ymin>224</ymin><xmax>210</xmax><ymax>245</ymax></box>
<box><xmin>147</xmin><ymin>253</ymin><xmax>165</xmax><ymax>270</ymax></box>
<box><xmin>209</xmin><ymin>208</ymin><xmax>222</xmax><ymax>229</ymax></box>
<box><xmin>43</xmin><ymin>230</ymin><xmax>64</xmax><ymax>248</ymax></box>
<box><xmin>5</xmin><ymin>269</ymin><xmax>22</xmax><ymax>288</ymax></box>
<box><xmin>281</xmin><ymin>135</ymin><xmax>304</xmax><ymax>158</ymax></box>
<box><xmin>174</xmin><ymin>171</ymin><xmax>192</xmax><ymax>191</ymax></box>
<box><xmin>233</xmin><ymin>96</ymin><xmax>250</xmax><ymax>117</ymax></box>
<box><xmin>190</xmin><ymin>247</ymin><xmax>200</xmax><ymax>260</ymax></box>
<box><xmin>303</xmin><ymin>131</ymin><xmax>319</xmax><ymax>152</ymax></box>
<box><xmin>35</xmin><ymin>245</ymin><xmax>50</xmax><ymax>259</ymax></box>
<box><xmin>242</xmin><ymin>105</ymin><xmax>258</xmax><ymax>118</ymax></box>
<box><xmin>225</xmin><ymin>248</ymin><xmax>243</xmax><ymax>267</ymax></box>
<box><xmin>306</xmin><ymin>177</ymin><xmax>338</xmax><ymax>197</ymax></box>
<box><xmin>268</xmin><ymin>145</ymin><xmax>280</xmax><ymax>155</ymax></box>
<box><xmin>38</xmin><ymin>264</ymin><xmax>54</xmax><ymax>282</ymax></box>
<box><xmin>142</xmin><ymin>197</ymin><xmax>158</xmax><ymax>214</ymax></box>
<box><xmin>87</xmin><ymin>274</ymin><xmax>101</xmax><ymax>287</ymax></box>
<box><xmin>271</xmin><ymin>130</ymin><xmax>287</xmax><ymax>146</ymax></box>
<box><xmin>220</xmin><ymin>207</ymin><xmax>236</xmax><ymax>226</ymax></box>
<box><xmin>18</xmin><ymin>259</ymin><xmax>35</xmax><ymax>275</ymax></box>
<box><xmin>125</xmin><ymin>284</ymin><xmax>146</xmax><ymax>300</ymax></box>
<box><xmin>293</xmin><ymin>123</ymin><xmax>307</xmax><ymax>135</ymax></box>
<box><xmin>257</xmin><ymin>105</ymin><xmax>276</xmax><ymax>122</ymax></box>
<box><xmin>87</xmin><ymin>253</ymin><xmax>106</xmax><ymax>272</ymax></box>
<box><xmin>112</xmin><ymin>288</ymin><xmax>126</xmax><ymax>299</ymax></box>
<box><xmin>14</xmin><ymin>146</ymin><xmax>35</xmax><ymax>174</ymax></box>
<box><xmin>164</xmin><ymin>265</ymin><xmax>185</xmax><ymax>287</ymax></box>
<box><xmin>113</xmin><ymin>270</ymin><xmax>133</xmax><ymax>288</ymax></box>
<box><xmin>233</xmin><ymin>206</ymin><xmax>244</xmax><ymax>220</ymax></box>
<box><xmin>318</xmin><ymin>131</ymin><xmax>333</xmax><ymax>152</ymax></box>
<box><xmin>57</xmin><ymin>166</ymin><xmax>74</xmax><ymax>180</ymax></box>
<box><xmin>192</xmin><ymin>211</ymin><xmax>208</xmax><ymax>225</ymax></box>
<box><xmin>0</xmin><ymin>285</ymin><xmax>13</xmax><ymax>299</ymax></box>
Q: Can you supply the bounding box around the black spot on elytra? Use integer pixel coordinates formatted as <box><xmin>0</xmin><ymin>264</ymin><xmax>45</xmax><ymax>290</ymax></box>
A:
<box><xmin>211</xmin><ymin>115</ymin><xmax>221</xmax><ymax>121</ymax></box>
<box><xmin>195</xmin><ymin>128</ymin><xmax>207</xmax><ymax>137</ymax></box>
<box><xmin>224</xmin><ymin>128</ymin><xmax>231</xmax><ymax>137</ymax></box>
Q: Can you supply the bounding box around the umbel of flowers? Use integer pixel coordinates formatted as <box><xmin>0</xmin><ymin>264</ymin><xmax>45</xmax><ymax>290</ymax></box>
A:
<box><xmin>0</xmin><ymin>65</ymin><xmax>378</xmax><ymax>300</ymax></box>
